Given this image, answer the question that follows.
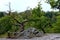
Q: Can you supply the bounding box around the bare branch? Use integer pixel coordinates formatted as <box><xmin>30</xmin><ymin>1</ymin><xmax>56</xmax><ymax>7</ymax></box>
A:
<box><xmin>8</xmin><ymin>2</ymin><xmax>11</xmax><ymax>15</ymax></box>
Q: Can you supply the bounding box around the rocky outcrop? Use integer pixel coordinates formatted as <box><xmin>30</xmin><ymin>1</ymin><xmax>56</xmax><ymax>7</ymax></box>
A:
<box><xmin>15</xmin><ymin>27</ymin><xmax>44</xmax><ymax>39</ymax></box>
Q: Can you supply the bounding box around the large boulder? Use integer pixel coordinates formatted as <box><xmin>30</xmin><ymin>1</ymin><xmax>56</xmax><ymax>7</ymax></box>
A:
<box><xmin>16</xmin><ymin>27</ymin><xmax>44</xmax><ymax>39</ymax></box>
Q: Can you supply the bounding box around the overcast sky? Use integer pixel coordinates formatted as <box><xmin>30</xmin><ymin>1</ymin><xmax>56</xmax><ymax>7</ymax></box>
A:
<box><xmin>0</xmin><ymin>0</ymin><xmax>52</xmax><ymax>12</ymax></box>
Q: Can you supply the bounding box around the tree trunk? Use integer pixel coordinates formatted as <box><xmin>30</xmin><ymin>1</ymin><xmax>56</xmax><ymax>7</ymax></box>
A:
<box><xmin>40</xmin><ymin>27</ymin><xmax>46</xmax><ymax>33</ymax></box>
<box><xmin>59</xmin><ymin>9</ymin><xmax>60</xmax><ymax>12</ymax></box>
<box><xmin>20</xmin><ymin>24</ymin><xmax>24</xmax><ymax>32</ymax></box>
<box><xmin>7</xmin><ymin>31</ymin><xmax>11</xmax><ymax>38</ymax></box>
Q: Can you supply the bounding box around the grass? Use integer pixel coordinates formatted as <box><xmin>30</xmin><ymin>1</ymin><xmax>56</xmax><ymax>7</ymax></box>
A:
<box><xmin>0</xmin><ymin>33</ymin><xmax>8</xmax><ymax>38</ymax></box>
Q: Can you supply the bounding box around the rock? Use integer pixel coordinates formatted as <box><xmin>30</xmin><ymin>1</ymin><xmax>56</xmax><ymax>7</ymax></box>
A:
<box><xmin>27</xmin><ymin>27</ymin><xmax>44</xmax><ymax>37</ymax></box>
<box><xmin>36</xmin><ymin>31</ymin><xmax>44</xmax><ymax>37</ymax></box>
<box><xmin>14</xmin><ymin>27</ymin><xmax>44</xmax><ymax>39</ymax></box>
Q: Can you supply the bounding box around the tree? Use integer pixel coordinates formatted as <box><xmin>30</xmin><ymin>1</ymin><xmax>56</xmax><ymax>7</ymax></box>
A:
<box><xmin>0</xmin><ymin>16</ymin><xmax>13</xmax><ymax>34</ymax></box>
<box><xmin>0</xmin><ymin>12</ymin><xmax>6</xmax><ymax>18</ymax></box>
<box><xmin>23</xmin><ymin>2</ymin><xmax>48</xmax><ymax>33</ymax></box>
<box><xmin>45</xmin><ymin>11</ymin><xmax>57</xmax><ymax>23</ymax></box>
<box><xmin>47</xmin><ymin>0</ymin><xmax>60</xmax><ymax>11</ymax></box>
<box><xmin>50</xmin><ymin>16</ymin><xmax>60</xmax><ymax>33</ymax></box>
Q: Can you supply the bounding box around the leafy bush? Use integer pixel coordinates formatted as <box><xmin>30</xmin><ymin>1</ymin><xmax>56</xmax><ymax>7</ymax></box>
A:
<box><xmin>0</xmin><ymin>16</ymin><xmax>13</xmax><ymax>34</ymax></box>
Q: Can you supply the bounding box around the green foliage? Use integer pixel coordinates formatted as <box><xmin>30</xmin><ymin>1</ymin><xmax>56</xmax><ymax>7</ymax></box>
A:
<box><xmin>45</xmin><ymin>11</ymin><xmax>57</xmax><ymax>23</ymax></box>
<box><xmin>46</xmin><ymin>15</ymin><xmax>60</xmax><ymax>33</ymax></box>
<box><xmin>0</xmin><ymin>16</ymin><xmax>13</xmax><ymax>34</ymax></box>
<box><xmin>47</xmin><ymin>0</ymin><xmax>60</xmax><ymax>10</ymax></box>
<box><xmin>24</xmin><ymin>3</ymin><xmax>53</xmax><ymax>33</ymax></box>
<box><xmin>0</xmin><ymin>1</ymin><xmax>60</xmax><ymax>36</ymax></box>
<box><xmin>51</xmin><ymin>16</ymin><xmax>60</xmax><ymax>33</ymax></box>
<box><xmin>0</xmin><ymin>12</ymin><xmax>5</xmax><ymax>18</ymax></box>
